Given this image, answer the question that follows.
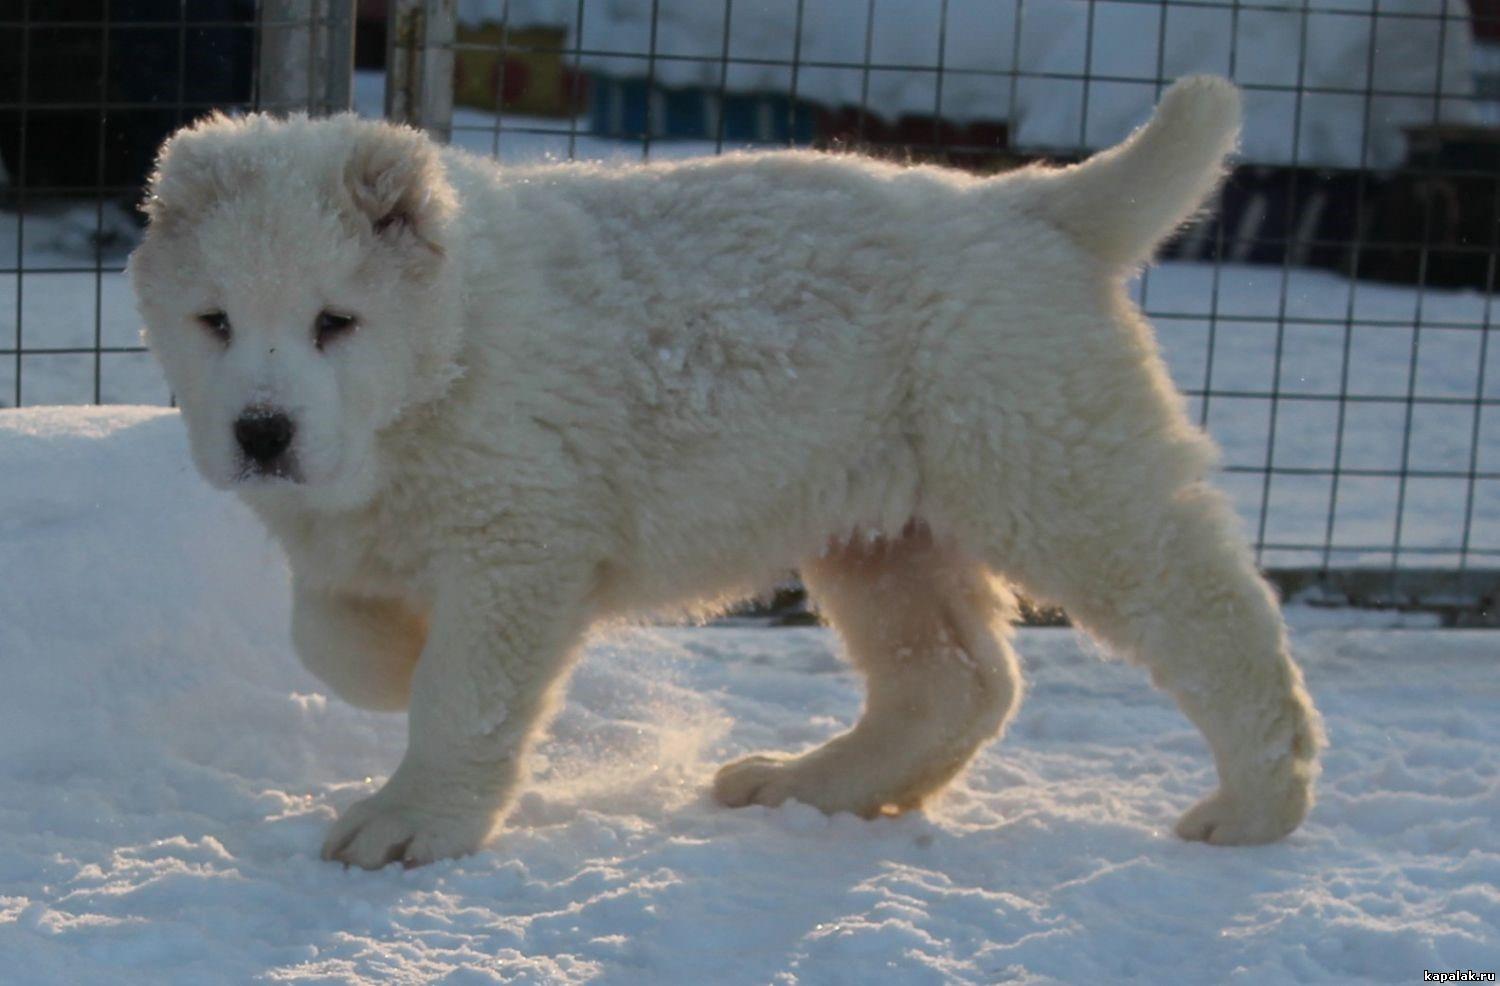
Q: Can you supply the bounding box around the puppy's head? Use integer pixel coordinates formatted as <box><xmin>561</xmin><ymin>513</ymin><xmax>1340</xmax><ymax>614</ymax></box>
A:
<box><xmin>130</xmin><ymin>113</ymin><xmax>463</xmax><ymax>508</ymax></box>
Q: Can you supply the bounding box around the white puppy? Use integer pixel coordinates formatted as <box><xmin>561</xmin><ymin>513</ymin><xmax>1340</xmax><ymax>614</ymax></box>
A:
<box><xmin>131</xmin><ymin>76</ymin><xmax>1324</xmax><ymax>869</ymax></box>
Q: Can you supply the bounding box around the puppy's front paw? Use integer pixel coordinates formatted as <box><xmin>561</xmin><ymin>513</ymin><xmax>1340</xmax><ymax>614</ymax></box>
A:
<box><xmin>1174</xmin><ymin>780</ymin><xmax>1311</xmax><ymax>846</ymax></box>
<box><xmin>321</xmin><ymin>785</ymin><xmax>499</xmax><ymax>869</ymax></box>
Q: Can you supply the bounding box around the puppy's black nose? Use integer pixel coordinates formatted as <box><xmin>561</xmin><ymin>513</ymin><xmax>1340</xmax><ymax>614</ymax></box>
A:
<box><xmin>234</xmin><ymin>410</ymin><xmax>295</xmax><ymax>465</ymax></box>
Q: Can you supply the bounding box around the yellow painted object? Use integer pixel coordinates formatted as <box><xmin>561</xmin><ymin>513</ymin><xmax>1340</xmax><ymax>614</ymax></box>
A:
<box><xmin>453</xmin><ymin>23</ymin><xmax>577</xmax><ymax>118</ymax></box>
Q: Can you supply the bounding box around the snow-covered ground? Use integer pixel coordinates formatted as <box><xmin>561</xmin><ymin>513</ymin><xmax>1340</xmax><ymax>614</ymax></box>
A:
<box><xmin>1</xmin><ymin>406</ymin><xmax>1497</xmax><ymax>984</ymax></box>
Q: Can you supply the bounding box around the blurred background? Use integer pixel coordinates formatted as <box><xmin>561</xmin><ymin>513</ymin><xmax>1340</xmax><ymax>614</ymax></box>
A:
<box><xmin>1</xmin><ymin>0</ymin><xmax>1495</xmax><ymax>622</ymax></box>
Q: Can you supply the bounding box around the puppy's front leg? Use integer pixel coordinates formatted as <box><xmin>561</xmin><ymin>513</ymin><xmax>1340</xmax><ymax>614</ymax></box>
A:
<box><xmin>291</xmin><ymin>582</ymin><xmax>427</xmax><ymax>711</ymax></box>
<box><xmin>321</xmin><ymin>562</ymin><xmax>590</xmax><ymax>869</ymax></box>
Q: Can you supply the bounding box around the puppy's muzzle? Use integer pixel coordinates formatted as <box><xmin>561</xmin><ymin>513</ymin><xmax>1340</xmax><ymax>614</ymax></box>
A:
<box><xmin>234</xmin><ymin>407</ymin><xmax>298</xmax><ymax>477</ymax></box>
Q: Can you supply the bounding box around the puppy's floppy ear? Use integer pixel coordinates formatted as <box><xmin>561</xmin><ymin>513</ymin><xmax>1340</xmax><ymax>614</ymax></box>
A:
<box><xmin>140</xmin><ymin>111</ymin><xmax>252</xmax><ymax>230</ymax></box>
<box><xmin>342</xmin><ymin>120</ymin><xmax>456</xmax><ymax>255</ymax></box>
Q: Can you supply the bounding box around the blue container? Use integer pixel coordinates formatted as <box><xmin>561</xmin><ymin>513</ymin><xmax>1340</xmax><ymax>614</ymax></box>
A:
<box><xmin>589</xmin><ymin>75</ymin><xmax>818</xmax><ymax>145</ymax></box>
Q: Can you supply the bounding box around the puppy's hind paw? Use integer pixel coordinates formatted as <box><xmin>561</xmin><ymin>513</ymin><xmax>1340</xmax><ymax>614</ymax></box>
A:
<box><xmin>1173</xmin><ymin>783</ymin><xmax>1310</xmax><ymax>846</ymax></box>
<box><xmin>321</xmin><ymin>788</ymin><xmax>498</xmax><ymax>870</ymax></box>
<box><xmin>711</xmin><ymin>751</ymin><xmax>898</xmax><ymax>819</ymax></box>
<box><xmin>713</xmin><ymin>755</ymin><xmax>799</xmax><ymax>810</ymax></box>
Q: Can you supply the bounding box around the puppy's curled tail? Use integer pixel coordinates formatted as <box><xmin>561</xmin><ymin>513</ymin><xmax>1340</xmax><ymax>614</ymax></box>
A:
<box><xmin>1030</xmin><ymin>75</ymin><xmax>1240</xmax><ymax>270</ymax></box>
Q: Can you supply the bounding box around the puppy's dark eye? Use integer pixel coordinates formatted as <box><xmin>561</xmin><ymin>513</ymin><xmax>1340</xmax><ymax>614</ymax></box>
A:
<box><xmin>315</xmin><ymin>310</ymin><xmax>358</xmax><ymax>350</ymax></box>
<box><xmin>197</xmin><ymin>310</ymin><xmax>231</xmax><ymax>342</ymax></box>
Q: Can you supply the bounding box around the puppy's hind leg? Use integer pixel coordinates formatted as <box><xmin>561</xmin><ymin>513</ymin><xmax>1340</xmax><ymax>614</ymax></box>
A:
<box><xmin>714</xmin><ymin>526</ymin><xmax>1021</xmax><ymax>817</ymax></box>
<box><xmin>990</xmin><ymin>483</ymin><xmax>1325</xmax><ymax>845</ymax></box>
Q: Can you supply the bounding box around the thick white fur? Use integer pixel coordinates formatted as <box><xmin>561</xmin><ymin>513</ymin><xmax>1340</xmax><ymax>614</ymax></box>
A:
<box><xmin>131</xmin><ymin>76</ymin><xmax>1324</xmax><ymax>869</ymax></box>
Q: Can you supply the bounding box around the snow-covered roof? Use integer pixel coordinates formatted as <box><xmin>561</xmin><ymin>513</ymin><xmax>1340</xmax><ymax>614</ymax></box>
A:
<box><xmin>462</xmin><ymin>0</ymin><xmax>1477</xmax><ymax>168</ymax></box>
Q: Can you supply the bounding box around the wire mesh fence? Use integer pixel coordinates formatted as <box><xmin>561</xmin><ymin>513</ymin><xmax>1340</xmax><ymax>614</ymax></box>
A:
<box><xmin>0</xmin><ymin>0</ymin><xmax>353</xmax><ymax>408</ymax></box>
<box><xmin>2</xmin><ymin>0</ymin><xmax>1496</xmax><ymax>618</ymax></box>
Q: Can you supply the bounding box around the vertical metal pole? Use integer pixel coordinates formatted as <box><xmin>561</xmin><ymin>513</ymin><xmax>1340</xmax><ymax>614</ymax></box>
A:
<box><xmin>386</xmin><ymin>0</ymin><xmax>419</xmax><ymax>123</ymax></box>
<box><xmin>420</xmin><ymin>0</ymin><xmax>456</xmax><ymax>141</ymax></box>
<box><xmin>257</xmin><ymin>0</ymin><xmax>315</xmax><ymax>113</ymax></box>
<box><xmin>324</xmin><ymin>0</ymin><xmax>357</xmax><ymax>113</ymax></box>
<box><xmin>258</xmin><ymin>0</ymin><xmax>355</xmax><ymax>115</ymax></box>
<box><xmin>386</xmin><ymin>0</ymin><xmax>455</xmax><ymax>140</ymax></box>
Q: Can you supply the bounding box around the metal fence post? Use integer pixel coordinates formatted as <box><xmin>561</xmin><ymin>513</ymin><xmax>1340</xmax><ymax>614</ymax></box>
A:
<box><xmin>387</xmin><ymin>0</ymin><xmax>456</xmax><ymax>140</ymax></box>
<box><xmin>323</xmin><ymin>0</ymin><xmax>358</xmax><ymax>113</ymax></box>
<box><xmin>257</xmin><ymin>0</ymin><xmax>356</xmax><ymax>115</ymax></box>
<box><xmin>257</xmin><ymin>0</ymin><xmax>315</xmax><ymax>113</ymax></box>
